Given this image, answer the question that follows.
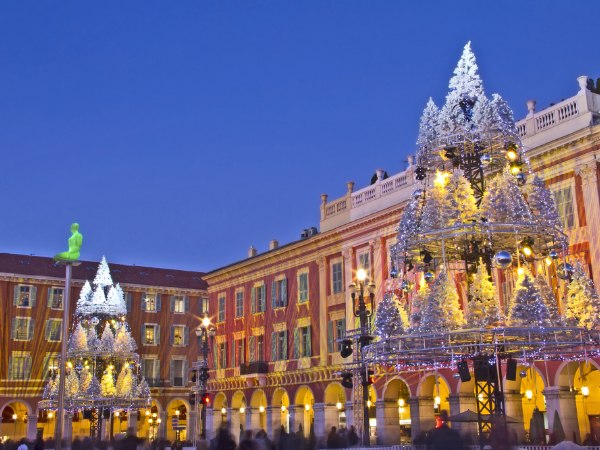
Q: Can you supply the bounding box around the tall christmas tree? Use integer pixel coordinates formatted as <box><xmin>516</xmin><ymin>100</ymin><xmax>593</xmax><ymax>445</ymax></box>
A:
<box><xmin>87</xmin><ymin>326</ymin><xmax>100</xmax><ymax>351</ymax></box>
<box><xmin>469</xmin><ymin>259</ymin><xmax>501</xmax><ymax>326</ymax></box>
<box><xmin>79</xmin><ymin>367</ymin><xmax>92</xmax><ymax>394</ymax></box>
<box><xmin>114</xmin><ymin>324</ymin><xmax>137</xmax><ymax>353</ymax></box>
<box><xmin>86</xmin><ymin>375</ymin><xmax>102</xmax><ymax>397</ymax></box>
<box><xmin>94</xmin><ymin>256</ymin><xmax>113</xmax><ymax>289</ymax></box>
<box><xmin>101</xmin><ymin>368</ymin><xmax>117</xmax><ymax>397</ymax></box>
<box><xmin>566</xmin><ymin>262</ymin><xmax>600</xmax><ymax>330</ymax></box>
<box><xmin>443</xmin><ymin>170</ymin><xmax>478</xmax><ymax>226</ymax></box>
<box><xmin>417</xmin><ymin>98</ymin><xmax>440</xmax><ymax>147</ymax></box>
<box><xmin>535</xmin><ymin>273</ymin><xmax>562</xmax><ymax>326</ymax></box>
<box><xmin>409</xmin><ymin>274</ymin><xmax>431</xmax><ymax>332</ymax></box>
<box><xmin>66</xmin><ymin>369</ymin><xmax>79</xmax><ymax>398</ymax></box>
<box><xmin>375</xmin><ymin>293</ymin><xmax>401</xmax><ymax>339</ymax></box>
<box><xmin>397</xmin><ymin>195</ymin><xmax>422</xmax><ymax>243</ymax></box>
<box><xmin>529</xmin><ymin>175</ymin><xmax>563</xmax><ymax>235</ymax></box>
<box><xmin>508</xmin><ymin>269</ymin><xmax>550</xmax><ymax>327</ymax></box>
<box><xmin>419</xmin><ymin>270</ymin><xmax>465</xmax><ymax>332</ymax></box>
<box><xmin>99</xmin><ymin>323</ymin><xmax>115</xmax><ymax>351</ymax></box>
<box><xmin>420</xmin><ymin>173</ymin><xmax>450</xmax><ymax>231</ymax></box>
<box><xmin>437</xmin><ymin>42</ymin><xmax>484</xmax><ymax>135</ymax></box>
<box><xmin>75</xmin><ymin>281</ymin><xmax>93</xmax><ymax>315</ymax></box>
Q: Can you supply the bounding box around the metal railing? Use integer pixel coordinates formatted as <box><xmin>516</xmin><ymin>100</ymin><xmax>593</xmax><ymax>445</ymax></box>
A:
<box><xmin>240</xmin><ymin>361</ymin><xmax>268</xmax><ymax>375</ymax></box>
<box><xmin>146</xmin><ymin>378</ymin><xmax>163</xmax><ymax>387</ymax></box>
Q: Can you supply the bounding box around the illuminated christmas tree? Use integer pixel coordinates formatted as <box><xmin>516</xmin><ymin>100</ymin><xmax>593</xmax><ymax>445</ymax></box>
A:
<box><xmin>470</xmin><ymin>259</ymin><xmax>501</xmax><ymax>326</ymax></box>
<box><xmin>419</xmin><ymin>270</ymin><xmax>465</xmax><ymax>332</ymax></box>
<box><xmin>409</xmin><ymin>274</ymin><xmax>431</xmax><ymax>332</ymax></box>
<box><xmin>443</xmin><ymin>170</ymin><xmax>478</xmax><ymax>226</ymax></box>
<box><xmin>66</xmin><ymin>369</ymin><xmax>79</xmax><ymax>398</ymax></box>
<box><xmin>101</xmin><ymin>368</ymin><xmax>117</xmax><ymax>397</ymax></box>
<box><xmin>114</xmin><ymin>324</ymin><xmax>137</xmax><ymax>353</ymax></box>
<box><xmin>374</xmin><ymin>293</ymin><xmax>401</xmax><ymax>339</ymax></box>
<box><xmin>536</xmin><ymin>273</ymin><xmax>562</xmax><ymax>326</ymax></box>
<box><xmin>566</xmin><ymin>262</ymin><xmax>600</xmax><ymax>330</ymax></box>
<box><xmin>79</xmin><ymin>367</ymin><xmax>92</xmax><ymax>394</ymax></box>
<box><xmin>99</xmin><ymin>323</ymin><xmax>115</xmax><ymax>351</ymax></box>
<box><xmin>68</xmin><ymin>323</ymin><xmax>88</xmax><ymax>352</ymax></box>
<box><xmin>508</xmin><ymin>269</ymin><xmax>550</xmax><ymax>327</ymax></box>
<box><xmin>116</xmin><ymin>365</ymin><xmax>134</xmax><ymax>398</ymax></box>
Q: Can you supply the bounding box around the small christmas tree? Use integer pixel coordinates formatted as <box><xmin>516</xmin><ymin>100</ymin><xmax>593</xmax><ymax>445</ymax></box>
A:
<box><xmin>107</xmin><ymin>286</ymin><xmax>127</xmax><ymax>316</ymax></box>
<box><xmin>42</xmin><ymin>380</ymin><xmax>52</xmax><ymax>400</ymax></box>
<box><xmin>86</xmin><ymin>375</ymin><xmax>102</xmax><ymax>397</ymax></box>
<box><xmin>480</xmin><ymin>168</ymin><xmax>533</xmax><ymax>224</ymax></box>
<box><xmin>75</xmin><ymin>281</ymin><xmax>93</xmax><ymax>315</ymax></box>
<box><xmin>508</xmin><ymin>269</ymin><xmax>550</xmax><ymax>327</ymax></box>
<box><xmin>409</xmin><ymin>274</ymin><xmax>431</xmax><ymax>332</ymax></box>
<box><xmin>529</xmin><ymin>176</ymin><xmax>563</xmax><ymax>234</ymax></box>
<box><xmin>566</xmin><ymin>262</ymin><xmax>600</xmax><ymax>330</ymax></box>
<box><xmin>417</xmin><ymin>98</ymin><xmax>440</xmax><ymax>147</ymax></box>
<box><xmin>94</xmin><ymin>256</ymin><xmax>113</xmax><ymax>289</ymax></box>
<box><xmin>114</xmin><ymin>324</ymin><xmax>137</xmax><ymax>352</ymax></box>
<box><xmin>421</xmin><ymin>174</ymin><xmax>449</xmax><ymax>231</ymax></box>
<box><xmin>419</xmin><ymin>270</ymin><xmax>465</xmax><ymax>332</ymax></box>
<box><xmin>99</xmin><ymin>323</ymin><xmax>115</xmax><ymax>351</ymax></box>
<box><xmin>116</xmin><ymin>365</ymin><xmax>134</xmax><ymax>398</ymax></box>
<box><xmin>137</xmin><ymin>378</ymin><xmax>151</xmax><ymax>398</ymax></box>
<box><xmin>397</xmin><ymin>195</ymin><xmax>422</xmax><ymax>243</ymax></box>
<box><xmin>65</xmin><ymin>369</ymin><xmax>79</xmax><ymax>398</ymax></box>
<box><xmin>375</xmin><ymin>293</ymin><xmax>401</xmax><ymax>339</ymax></box>
<box><xmin>87</xmin><ymin>326</ymin><xmax>100</xmax><ymax>351</ymax></box>
<box><xmin>79</xmin><ymin>367</ymin><xmax>92</xmax><ymax>394</ymax></box>
<box><xmin>535</xmin><ymin>273</ymin><xmax>562</xmax><ymax>326</ymax></box>
<box><xmin>50</xmin><ymin>375</ymin><xmax>60</xmax><ymax>399</ymax></box>
<box><xmin>397</xmin><ymin>303</ymin><xmax>410</xmax><ymax>335</ymax></box>
<box><xmin>470</xmin><ymin>259</ymin><xmax>501</xmax><ymax>326</ymax></box>
<box><xmin>101</xmin><ymin>368</ymin><xmax>117</xmax><ymax>397</ymax></box>
<box><xmin>68</xmin><ymin>323</ymin><xmax>88</xmax><ymax>352</ymax></box>
<box><xmin>91</xmin><ymin>287</ymin><xmax>106</xmax><ymax>305</ymax></box>
<box><xmin>466</xmin><ymin>299</ymin><xmax>485</xmax><ymax>328</ymax></box>
<box><xmin>443</xmin><ymin>170</ymin><xmax>478</xmax><ymax>226</ymax></box>
<box><xmin>491</xmin><ymin>94</ymin><xmax>518</xmax><ymax>137</ymax></box>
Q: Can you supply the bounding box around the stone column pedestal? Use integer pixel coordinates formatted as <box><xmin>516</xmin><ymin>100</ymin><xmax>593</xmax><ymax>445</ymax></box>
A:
<box><xmin>266</xmin><ymin>406</ymin><xmax>280</xmax><ymax>439</ymax></box>
<box><xmin>313</xmin><ymin>403</ymin><xmax>339</xmax><ymax>442</ymax></box>
<box><xmin>288</xmin><ymin>406</ymin><xmax>305</xmax><ymax>435</ymax></box>
<box><xmin>26</xmin><ymin>415</ymin><xmax>39</xmax><ymax>441</ymax></box>
<box><xmin>206</xmin><ymin>409</ymin><xmax>215</xmax><ymax>439</ymax></box>
<box><xmin>375</xmin><ymin>400</ymin><xmax>400</xmax><ymax>445</ymax></box>
<box><xmin>227</xmin><ymin>409</ymin><xmax>241</xmax><ymax>443</ymax></box>
<box><xmin>127</xmin><ymin>410</ymin><xmax>138</xmax><ymax>436</ymax></box>
<box><xmin>447</xmin><ymin>393</ymin><xmax>477</xmax><ymax>438</ymax></box>
<box><xmin>246</xmin><ymin>407</ymin><xmax>261</xmax><ymax>434</ymax></box>
<box><xmin>543</xmin><ymin>386</ymin><xmax>580</xmax><ymax>443</ymax></box>
<box><xmin>408</xmin><ymin>396</ymin><xmax>435</xmax><ymax>440</ymax></box>
<box><xmin>187</xmin><ymin>410</ymin><xmax>197</xmax><ymax>443</ymax></box>
<box><xmin>504</xmin><ymin>389</ymin><xmax>526</xmax><ymax>444</ymax></box>
<box><xmin>344</xmin><ymin>402</ymin><xmax>354</xmax><ymax>429</ymax></box>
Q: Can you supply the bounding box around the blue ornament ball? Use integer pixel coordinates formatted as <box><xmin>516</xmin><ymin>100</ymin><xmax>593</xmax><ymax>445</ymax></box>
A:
<box><xmin>424</xmin><ymin>271</ymin><xmax>434</xmax><ymax>283</ymax></box>
<box><xmin>557</xmin><ymin>263</ymin><xmax>574</xmax><ymax>280</ymax></box>
<box><xmin>494</xmin><ymin>251</ymin><xmax>513</xmax><ymax>269</ymax></box>
<box><xmin>390</xmin><ymin>268</ymin><xmax>398</xmax><ymax>279</ymax></box>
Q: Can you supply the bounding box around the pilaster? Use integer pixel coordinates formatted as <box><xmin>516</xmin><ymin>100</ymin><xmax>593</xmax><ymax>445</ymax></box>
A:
<box><xmin>375</xmin><ymin>400</ymin><xmax>400</xmax><ymax>445</ymax></box>
<box><xmin>576</xmin><ymin>162</ymin><xmax>600</xmax><ymax>285</ymax></box>
<box><xmin>370</xmin><ymin>238</ymin><xmax>385</xmax><ymax>306</ymax></box>
<box><xmin>245</xmin><ymin>407</ymin><xmax>261</xmax><ymax>433</ymax></box>
<box><xmin>313</xmin><ymin>402</ymin><xmax>339</xmax><ymax>441</ymax></box>
<box><xmin>408</xmin><ymin>396</ymin><xmax>435</xmax><ymax>440</ymax></box>
<box><xmin>62</xmin><ymin>413</ymin><xmax>73</xmax><ymax>443</ymax></box>
<box><xmin>343</xmin><ymin>248</ymin><xmax>355</xmax><ymax>331</ymax></box>
<box><xmin>543</xmin><ymin>386</ymin><xmax>580</xmax><ymax>443</ymax></box>
<box><xmin>344</xmin><ymin>401</ymin><xmax>354</xmax><ymax>429</ymax></box>
<box><xmin>187</xmin><ymin>410</ymin><xmax>197</xmax><ymax>443</ymax></box>
<box><xmin>227</xmin><ymin>408</ymin><xmax>241</xmax><ymax>443</ymax></box>
<box><xmin>158</xmin><ymin>411</ymin><xmax>167</xmax><ymax>439</ymax></box>
<box><xmin>447</xmin><ymin>393</ymin><xmax>477</xmax><ymax>437</ymax></box>
<box><xmin>206</xmin><ymin>409</ymin><xmax>214</xmax><ymax>439</ymax></box>
<box><xmin>288</xmin><ymin>405</ymin><xmax>305</xmax><ymax>435</ymax></box>
<box><xmin>317</xmin><ymin>256</ymin><xmax>329</xmax><ymax>366</ymax></box>
<box><xmin>266</xmin><ymin>406</ymin><xmax>279</xmax><ymax>439</ymax></box>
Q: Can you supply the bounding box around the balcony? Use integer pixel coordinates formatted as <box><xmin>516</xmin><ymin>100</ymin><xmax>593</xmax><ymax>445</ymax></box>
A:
<box><xmin>240</xmin><ymin>361</ymin><xmax>268</xmax><ymax>376</ymax></box>
<box><xmin>146</xmin><ymin>378</ymin><xmax>163</xmax><ymax>388</ymax></box>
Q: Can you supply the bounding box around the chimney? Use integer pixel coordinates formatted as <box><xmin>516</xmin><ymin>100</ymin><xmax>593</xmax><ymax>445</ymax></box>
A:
<box><xmin>269</xmin><ymin>239</ymin><xmax>279</xmax><ymax>250</ymax></box>
<box><xmin>526</xmin><ymin>100</ymin><xmax>536</xmax><ymax>118</ymax></box>
<box><xmin>407</xmin><ymin>155</ymin><xmax>415</xmax><ymax>166</ymax></box>
<box><xmin>248</xmin><ymin>246</ymin><xmax>257</xmax><ymax>258</ymax></box>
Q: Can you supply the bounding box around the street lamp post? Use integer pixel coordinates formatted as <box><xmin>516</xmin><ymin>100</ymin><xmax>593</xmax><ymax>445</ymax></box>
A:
<box><xmin>348</xmin><ymin>269</ymin><xmax>375</xmax><ymax>447</ymax></box>
<box><xmin>194</xmin><ymin>317</ymin><xmax>215</xmax><ymax>443</ymax></box>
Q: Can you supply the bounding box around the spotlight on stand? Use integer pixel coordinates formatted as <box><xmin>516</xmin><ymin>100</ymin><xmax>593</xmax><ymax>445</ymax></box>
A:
<box><xmin>505</xmin><ymin>142</ymin><xmax>518</xmax><ymax>160</ymax></box>
<box><xmin>510</xmin><ymin>160</ymin><xmax>523</xmax><ymax>174</ymax></box>
<box><xmin>415</xmin><ymin>167</ymin><xmax>427</xmax><ymax>181</ymax></box>
<box><xmin>443</xmin><ymin>146</ymin><xmax>457</xmax><ymax>159</ymax></box>
<box><xmin>520</xmin><ymin>238</ymin><xmax>534</xmax><ymax>257</ymax></box>
<box><xmin>340</xmin><ymin>340</ymin><xmax>353</xmax><ymax>358</ymax></box>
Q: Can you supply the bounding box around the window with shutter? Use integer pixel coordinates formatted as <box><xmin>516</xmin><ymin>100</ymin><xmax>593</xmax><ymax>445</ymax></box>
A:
<box><xmin>30</xmin><ymin>287</ymin><xmax>37</xmax><ymax>307</ymax></box>
<box><xmin>141</xmin><ymin>324</ymin><xmax>147</xmax><ymax>345</ymax></box>
<box><xmin>47</xmin><ymin>288</ymin><xmax>64</xmax><ymax>309</ymax></box>
<box><xmin>199</xmin><ymin>297</ymin><xmax>209</xmax><ymax>314</ymax></box>
<box><xmin>170</xmin><ymin>296</ymin><xmax>175</xmax><ymax>312</ymax></box>
<box><xmin>46</xmin><ymin>320</ymin><xmax>62</xmax><ymax>342</ymax></box>
<box><xmin>153</xmin><ymin>359</ymin><xmax>160</xmax><ymax>384</ymax></box>
<box><xmin>170</xmin><ymin>326</ymin><xmax>175</xmax><ymax>345</ymax></box>
<box><xmin>173</xmin><ymin>296</ymin><xmax>185</xmax><ymax>313</ymax></box>
<box><xmin>172</xmin><ymin>325</ymin><xmax>185</xmax><ymax>346</ymax></box>
<box><xmin>299</xmin><ymin>274</ymin><xmax>308</xmax><ymax>303</ymax></box>
<box><xmin>282</xmin><ymin>278</ymin><xmax>287</xmax><ymax>306</ymax></box>
<box><xmin>142</xmin><ymin>293</ymin><xmax>147</xmax><ymax>311</ymax></box>
<box><xmin>25</xmin><ymin>357</ymin><xmax>32</xmax><ymax>379</ymax></box>
<box><xmin>218</xmin><ymin>296</ymin><xmax>225</xmax><ymax>322</ymax></box>
<box><xmin>271</xmin><ymin>332</ymin><xmax>277</xmax><ymax>361</ymax></box>
<box><xmin>184</xmin><ymin>326</ymin><xmax>189</xmax><ymax>346</ymax></box>
<box><xmin>249</xmin><ymin>336</ymin><xmax>255</xmax><ymax>362</ymax></box>
<box><xmin>240</xmin><ymin>338</ymin><xmax>245</xmax><ymax>364</ymax></box>
<box><xmin>126</xmin><ymin>293</ymin><xmax>132</xmax><ymax>312</ymax></box>
<box><xmin>156</xmin><ymin>325</ymin><xmax>161</xmax><ymax>345</ymax></box>
<box><xmin>156</xmin><ymin>294</ymin><xmax>161</xmax><ymax>311</ymax></box>
<box><xmin>182</xmin><ymin>360</ymin><xmax>189</xmax><ymax>387</ymax></box>
<box><xmin>293</xmin><ymin>328</ymin><xmax>300</xmax><ymax>359</ymax></box>
<box><xmin>251</xmin><ymin>288</ymin><xmax>256</xmax><ymax>314</ymax></box>
<box><xmin>271</xmin><ymin>281</ymin><xmax>277</xmax><ymax>309</ymax></box>
<box><xmin>306</xmin><ymin>325</ymin><xmax>312</xmax><ymax>357</ymax></box>
<box><xmin>144</xmin><ymin>325</ymin><xmax>156</xmax><ymax>345</ymax></box>
<box><xmin>28</xmin><ymin>319</ymin><xmax>35</xmax><ymax>341</ymax></box>
<box><xmin>213</xmin><ymin>343</ymin><xmax>218</xmax><ymax>369</ymax></box>
<box><xmin>281</xmin><ymin>330</ymin><xmax>288</xmax><ymax>360</ymax></box>
<box><xmin>231</xmin><ymin>341</ymin><xmax>237</xmax><ymax>367</ymax></box>
<box><xmin>169</xmin><ymin>359</ymin><xmax>176</xmax><ymax>386</ymax></box>
<box><xmin>184</xmin><ymin>296</ymin><xmax>189</xmax><ymax>313</ymax></box>
<box><xmin>555</xmin><ymin>187</ymin><xmax>576</xmax><ymax>230</ymax></box>
<box><xmin>15</xmin><ymin>285</ymin><xmax>33</xmax><ymax>307</ymax></box>
<box><xmin>236</xmin><ymin>292</ymin><xmax>244</xmax><ymax>318</ymax></box>
<box><xmin>332</xmin><ymin>263</ymin><xmax>343</xmax><ymax>294</ymax></box>
<box><xmin>328</xmin><ymin>321</ymin><xmax>334</xmax><ymax>353</ymax></box>
<box><xmin>260</xmin><ymin>285</ymin><xmax>266</xmax><ymax>312</ymax></box>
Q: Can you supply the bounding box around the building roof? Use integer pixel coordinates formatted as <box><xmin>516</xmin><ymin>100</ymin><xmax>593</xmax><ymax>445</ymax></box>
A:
<box><xmin>0</xmin><ymin>253</ymin><xmax>208</xmax><ymax>290</ymax></box>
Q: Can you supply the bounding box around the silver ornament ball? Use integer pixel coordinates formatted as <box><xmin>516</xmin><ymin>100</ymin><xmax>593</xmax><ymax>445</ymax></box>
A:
<box><xmin>424</xmin><ymin>271</ymin><xmax>435</xmax><ymax>283</ymax></box>
<box><xmin>494</xmin><ymin>251</ymin><xmax>513</xmax><ymax>269</ymax></box>
<box><xmin>413</xmin><ymin>189</ymin><xmax>423</xmax><ymax>199</ymax></box>
<box><xmin>549</xmin><ymin>250</ymin><xmax>559</xmax><ymax>260</ymax></box>
<box><xmin>400</xmin><ymin>280</ymin><xmax>414</xmax><ymax>292</ymax></box>
<box><xmin>453</xmin><ymin>372</ymin><xmax>461</xmax><ymax>380</ymax></box>
<box><xmin>519</xmin><ymin>370</ymin><xmax>527</xmax><ymax>378</ymax></box>
<box><xmin>480</xmin><ymin>154</ymin><xmax>492</xmax><ymax>165</ymax></box>
<box><xmin>557</xmin><ymin>263</ymin><xmax>574</xmax><ymax>280</ymax></box>
<box><xmin>91</xmin><ymin>317</ymin><xmax>99</xmax><ymax>326</ymax></box>
<box><xmin>390</xmin><ymin>268</ymin><xmax>398</xmax><ymax>279</ymax></box>
<box><xmin>515</xmin><ymin>172</ymin><xmax>527</xmax><ymax>186</ymax></box>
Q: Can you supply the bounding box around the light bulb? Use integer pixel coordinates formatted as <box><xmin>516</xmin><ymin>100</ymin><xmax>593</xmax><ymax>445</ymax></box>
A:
<box><xmin>12</xmin><ymin>414</ymin><xmax>17</xmax><ymax>420</ymax></box>
<box><xmin>305</xmin><ymin>404</ymin><xmax>310</xmax><ymax>410</ymax></box>
<box><xmin>149</xmin><ymin>419</ymin><xmax>153</xmax><ymax>424</ymax></box>
<box><xmin>367</xmin><ymin>401</ymin><xmax>371</xmax><ymax>408</ymax></box>
<box><xmin>175</xmin><ymin>410</ymin><xmax>180</xmax><ymax>415</ymax></box>
<box><xmin>203</xmin><ymin>317</ymin><xmax>210</xmax><ymax>327</ymax></box>
<box><xmin>525</xmin><ymin>390</ymin><xmax>533</xmax><ymax>400</ymax></box>
<box><xmin>478</xmin><ymin>393</ymin><xmax>484</xmax><ymax>402</ymax></box>
<box><xmin>259</xmin><ymin>406</ymin><xmax>264</xmax><ymax>413</ymax></box>
<box><xmin>153</xmin><ymin>413</ymin><xmax>157</xmax><ymax>418</ymax></box>
<box><xmin>523</xmin><ymin>247</ymin><xmax>532</xmax><ymax>256</ymax></box>
<box><xmin>67</xmin><ymin>362</ymin><xmax>73</xmax><ymax>368</ymax></box>
<box><xmin>357</xmin><ymin>269</ymin><xmax>366</xmax><ymax>281</ymax></box>
<box><xmin>240</xmin><ymin>407</ymin><xmax>245</xmax><ymax>413</ymax></box>
<box><xmin>157</xmin><ymin>419</ymin><xmax>161</xmax><ymax>424</ymax></box>
<box><xmin>518</xmin><ymin>268</ymin><xmax>524</xmax><ymax>275</ymax></box>
<box><xmin>146</xmin><ymin>411</ymin><xmax>150</xmax><ymax>416</ymax></box>
<box><xmin>398</xmin><ymin>399</ymin><xmax>404</xmax><ymax>407</ymax></box>
<box><xmin>221</xmin><ymin>408</ymin><xmax>226</xmax><ymax>414</ymax></box>
<box><xmin>582</xmin><ymin>386</ymin><xmax>590</xmax><ymax>396</ymax></box>
<box><xmin>336</xmin><ymin>402</ymin><xmax>342</xmax><ymax>410</ymax></box>
<box><xmin>546</xmin><ymin>258</ymin><xmax>552</xmax><ymax>266</ymax></box>
<box><xmin>115</xmin><ymin>411</ymin><xmax>120</xmax><ymax>417</ymax></box>
<box><xmin>399</xmin><ymin>407</ymin><xmax>404</xmax><ymax>413</ymax></box>
<box><xmin>435</xmin><ymin>396</ymin><xmax>441</xmax><ymax>405</ymax></box>
<box><xmin>48</xmin><ymin>413</ymin><xmax>53</xmax><ymax>418</ymax></box>
<box><xmin>281</xmin><ymin>405</ymin><xmax>286</xmax><ymax>412</ymax></box>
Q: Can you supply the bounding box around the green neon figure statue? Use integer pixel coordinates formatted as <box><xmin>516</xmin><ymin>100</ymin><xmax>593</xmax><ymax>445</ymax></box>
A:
<box><xmin>54</xmin><ymin>223</ymin><xmax>83</xmax><ymax>262</ymax></box>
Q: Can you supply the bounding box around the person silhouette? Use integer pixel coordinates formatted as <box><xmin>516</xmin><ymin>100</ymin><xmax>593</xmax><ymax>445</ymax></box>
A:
<box><xmin>54</xmin><ymin>223</ymin><xmax>83</xmax><ymax>261</ymax></box>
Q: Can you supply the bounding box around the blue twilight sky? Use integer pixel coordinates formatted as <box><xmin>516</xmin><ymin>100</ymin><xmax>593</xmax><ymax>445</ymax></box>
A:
<box><xmin>1</xmin><ymin>1</ymin><xmax>598</xmax><ymax>272</ymax></box>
